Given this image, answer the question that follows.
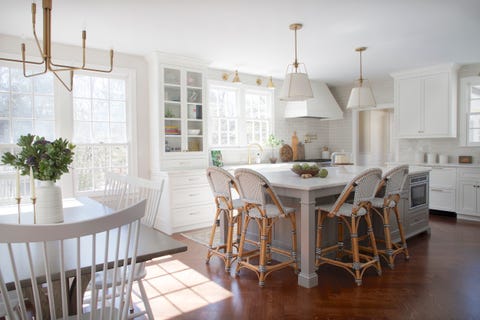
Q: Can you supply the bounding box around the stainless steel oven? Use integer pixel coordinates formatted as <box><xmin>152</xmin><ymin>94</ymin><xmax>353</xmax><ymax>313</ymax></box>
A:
<box><xmin>409</xmin><ymin>173</ymin><xmax>429</xmax><ymax>210</ymax></box>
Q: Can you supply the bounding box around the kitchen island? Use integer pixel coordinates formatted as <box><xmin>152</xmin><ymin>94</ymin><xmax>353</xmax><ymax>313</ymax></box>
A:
<box><xmin>226</xmin><ymin>163</ymin><xmax>430</xmax><ymax>288</ymax></box>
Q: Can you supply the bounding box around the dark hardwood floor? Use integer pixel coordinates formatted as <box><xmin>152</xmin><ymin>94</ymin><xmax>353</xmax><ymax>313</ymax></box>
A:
<box><xmin>153</xmin><ymin>215</ymin><xmax>480</xmax><ymax>319</ymax></box>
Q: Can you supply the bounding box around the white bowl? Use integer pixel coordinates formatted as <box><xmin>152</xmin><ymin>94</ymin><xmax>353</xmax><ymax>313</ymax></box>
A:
<box><xmin>188</xmin><ymin>129</ymin><xmax>201</xmax><ymax>135</ymax></box>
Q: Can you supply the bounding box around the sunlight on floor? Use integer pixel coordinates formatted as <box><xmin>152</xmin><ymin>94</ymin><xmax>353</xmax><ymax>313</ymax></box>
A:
<box><xmin>132</xmin><ymin>255</ymin><xmax>233</xmax><ymax>319</ymax></box>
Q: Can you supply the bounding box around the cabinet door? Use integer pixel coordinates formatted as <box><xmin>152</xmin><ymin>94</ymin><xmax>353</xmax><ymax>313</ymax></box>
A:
<box><xmin>457</xmin><ymin>181</ymin><xmax>478</xmax><ymax>216</ymax></box>
<box><xmin>423</xmin><ymin>73</ymin><xmax>450</xmax><ymax>136</ymax></box>
<box><xmin>397</xmin><ymin>77</ymin><xmax>422</xmax><ymax>137</ymax></box>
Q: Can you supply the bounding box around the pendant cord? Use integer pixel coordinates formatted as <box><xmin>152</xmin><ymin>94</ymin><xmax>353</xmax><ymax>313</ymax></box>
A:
<box><xmin>294</xmin><ymin>27</ymin><xmax>298</xmax><ymax>70</ymax></box>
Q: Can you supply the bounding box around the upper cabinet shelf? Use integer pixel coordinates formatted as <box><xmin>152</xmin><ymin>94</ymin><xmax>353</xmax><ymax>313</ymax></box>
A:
<box><xmin>392</xmin><ymin>64</ymin><xmax>459</xmax><ymax>139</ymax></box>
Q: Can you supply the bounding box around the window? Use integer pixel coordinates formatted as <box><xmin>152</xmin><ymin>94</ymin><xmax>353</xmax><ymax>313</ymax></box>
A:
<box><xmin>72</xmin><ymin>74</ymin><xmax>129</xmax><ymax>193</ymax></box>
<box><xmin>0</xmin><ymin>65</ymin><xmax>55</xmax><ymax>172</ymax></box>
<box><xmin>208</xmin><ymin>82</ymin><xmax>273</xmax><ymax>147</ymax></box>
<box><xmin>460</xmin><ymin>76</ymin><xmax>480</xmax><ymax>146</ymax></box>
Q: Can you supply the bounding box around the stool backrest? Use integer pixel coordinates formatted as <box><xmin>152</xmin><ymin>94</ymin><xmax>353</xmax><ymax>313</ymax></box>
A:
<box><xmin>206</xmin><ymin>167</ymin><xmax>238</xmax><ymax>208</ymax></box>
<box><xmin>382</xmin><ymin>165</ymin><xmax>409</xmax><ymax>197</ymax></box>
<box><xmin>234</xmin><ymin>168</ymin><xmax>286</xmax><ymax>211</ymax></box>
<box><xmin>0</xmin><ymin>200</ymin><xmax>146</xmax><ymax>320</ymax></box>
<box><xmin>330</xmin><ymin>168</ymin><xmax>382</xmax><ymax>214</ymax></box>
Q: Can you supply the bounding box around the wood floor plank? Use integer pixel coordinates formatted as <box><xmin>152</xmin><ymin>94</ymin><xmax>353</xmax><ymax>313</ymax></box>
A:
<box><xmin>146</xmin><ymin>214</ymin><xmax>480</xmax><ymax>319</ymax></box>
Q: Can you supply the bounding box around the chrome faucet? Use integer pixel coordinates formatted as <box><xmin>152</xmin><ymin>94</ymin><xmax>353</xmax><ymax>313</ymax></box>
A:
<box><xmin>247</xmin><ymin>143</ymin><xmax>264</xmax><ymax>164</ymax></box>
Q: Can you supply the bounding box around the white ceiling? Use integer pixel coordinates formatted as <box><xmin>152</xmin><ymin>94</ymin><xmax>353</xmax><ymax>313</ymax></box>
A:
<box><xmin>1</xmin><ymin>0</ymin><xmax>479</xmax><ymax>86</ymax></box>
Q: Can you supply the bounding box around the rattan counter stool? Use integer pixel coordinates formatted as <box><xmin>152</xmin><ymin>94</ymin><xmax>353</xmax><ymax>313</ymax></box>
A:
<box><xmin>206</xmin><ymin>167</ymin><xmax>245</xmax><ymax>272</ymax></box>
<box><xmin>234</xmin><ymin>168</ymin><xmax>298</xmax><ymax>287</ymax></box>
<box><xmin>316</xmin><ymin>168</ymin><xmax>382</xmax><ymax>286</ymax></box>
<box><xmin>365</xmin><ymin>165</ymin><xmax>410</xmax><ymax>269</ymax></box>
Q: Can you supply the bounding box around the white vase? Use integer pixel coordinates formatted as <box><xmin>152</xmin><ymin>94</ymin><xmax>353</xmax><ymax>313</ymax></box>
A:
<box><xmin>35</xmin><ymin>181</ymin><xmax>64</xmax><ymax>224</ymax></box>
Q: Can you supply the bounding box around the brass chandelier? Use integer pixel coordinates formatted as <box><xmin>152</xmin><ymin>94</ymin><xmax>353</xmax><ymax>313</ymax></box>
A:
<box><xmin>0</xmin><ymin>0</ymin><xmax>114</xmax><ymax>91</ymax></box>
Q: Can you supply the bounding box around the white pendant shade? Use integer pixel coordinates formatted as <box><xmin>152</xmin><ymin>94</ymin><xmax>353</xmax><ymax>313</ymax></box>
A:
<box><xmin>280</xmin><ymin>72</ymin><xmax>314</xmax><ymax>101</ymax></box>
<box><xmin>346</xmin><ymin>79</ymin><xmax>376</xmax><ymax>109</ymax></box>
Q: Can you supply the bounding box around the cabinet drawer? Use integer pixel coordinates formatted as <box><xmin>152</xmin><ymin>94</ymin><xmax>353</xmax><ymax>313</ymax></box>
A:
<box><xmin>170</xmin><ymin>173</ymin><xmax>208</xmax><ymax>189</ymax></box>
<box><xmin>429</xmin><ymin>188</ymin><xmax>455</xmax><ymax>211</ymax></box>
<box><xmin>458</xmin><ymin>168</ymin><xmax>480</xmax><ymax>181</ymax></box>
<box><xmin>172</xmin><ymin>203</ymin><xmax>215</xmax><ymax>228</ymax></box>
<box><xmin>161</xmin><ymin>158</ymin><xmax>206</xmax><ymax>171</ymax></box>
<box><xmin>429</xmin><ymin>167</ymin><xmax>456</xmax><ymax>188</ymax></box>
<box><xmin>171</xmin><ymin>187</ymin><xmax>212</xmax><ymax>208</ymax></box>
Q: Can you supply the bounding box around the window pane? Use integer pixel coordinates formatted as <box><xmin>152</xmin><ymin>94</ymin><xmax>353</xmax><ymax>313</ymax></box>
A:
<box><xmin>74</xmin><ymin>121</ymin><xmax>92</xmax><ymax>143</ymax></box>
<box><xmin>10</xmin><ymin>69</ymin><xmax>32</xmax><ymax>93</ymax></box>
<box><xmin>470</xmin><ymin>99</ymin><xmax>480</xmax><ymax>113</ymax></box>
<box><xmin>73</xmin><ymin>75</ymin><xmax>91</xmax><ymax>98</ymax></box>
<box><xmin>34</xmin><ymin>73</ymin><xmax>54</xmax><ymax>94</ymax></box>
<box><xmin>92</xmin><ymin>100</ymin><xmax>109</xmax><ymax>121</ymax></box>
<box><xmin>469</xmin><ymin>114</ymin><xmax>480</xmax><ymax>128</ymax></box>
<box><xmin>11</xmin><ymin>94</ymin><xmax>32</xmax><ymax>117</ymax></box>
<box><xmin>110</xmin><ymin>123</ymin><xmax>126</xmax><ymax>142</ymax></box>
<box><xmin>73</xmin><ymin>99</ymin><xmax>91</xmax><ymax>121</ymax></box>
<box><xmin>35</xmin><ymin>120</ymin><xmax>55</xmax><ymax>140</ymax></box>
<box><xmin>93</xmin><ymin>122</ymin><xmax>109</xmax><ymax>141</ymax></box>
<box><xmin>110</xmin><ymin>101</ymin><xmax>126</xmax><ymax>122</ymax></box>
<box><xmin>92</xmin><ymin>77</ymin><xmax>108</xmax><ymax>99</ymax></box>
<box><xmin>74</xmin><ymin>145</ymin><xmax>93</xmax><ymax>169</ymax></box>
<box><xmin>0</xmin><ymin>67</ymin><xmax>9</xmax><ymax>91</ymax></box>
<box><xmin>12</xmin><ymin>119</ymin><xmax>33</xmax><ymax>142</ymax></box>
<box><xmin>0</xmin><ymin>92</ymin><xmax>9</xmax><ymax>117</ymax></box>
<box><xmin>110</xmin><ymin>79</ymin><xmax>126</xmax><ymax>100</ymax></box>
<box><xmin>471</xmin><ymin>85</ymin><xmax>480</xmax><ymax>100</ymax></box>
<box><xmin>111</xmin><ymin>145</ymin><xmax>128</xmax><ymax>167</ymax></box>
<box><xmin>35</xmin><ymin>95</ymin><xmax>54</xmax><ymax>119</ymax></box>
<box><xmin>94</xmin><ymin>169</ymin><xmax>106</xmax><ymax>191</ymax></box>
<box><xmin>93</xmin><ymin>145</ymin><xmax>109</xmax><ymax>168</ymax></box>
<box><xmin>76</xmin><ymin>169</ymin><xmax>93</xmax><ymax>192</ymax></box>
<box><xmin>0</xmin><ymin>120</ymin><xmax>10</xmax><ymax>143</ymax></box>
<box><xmin>469</xmin><ymin>128</ymin><xmax>480</xmax><ymax>143</ymax></box>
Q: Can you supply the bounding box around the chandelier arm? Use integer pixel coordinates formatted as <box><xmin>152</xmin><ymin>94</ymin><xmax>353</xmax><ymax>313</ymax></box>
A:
<box><xmin>0</xmin><ymin>56</ymin><xmax>45</xmax><ymax>65</ymax></box>
<box><xmin>31</xmin><ymin>3</ymin><xmax>46</xmax><ymax>60</ymax></box>
<box><xmin>293</xmin><ymin>27</ymin><xmax>298</xmax><ymax>70</ymax></box>
<box><xmin>49</xmin><ymin>49</ymin><xmax>114</xmax><ymax>73</ymax></box>
<box><xmin>21</xmin><ymin>42</ymin><xmax>47</xmax><ymax>78</ymax></box>
<box><xmin>82</xmin><ymin>31</ymin><xmax>87</xmax><ymax>68</ymax></box>
<box><xmin>51</xmin><ymin>69</ymin><xmax>73</xmax><ymax>92</ymax></box>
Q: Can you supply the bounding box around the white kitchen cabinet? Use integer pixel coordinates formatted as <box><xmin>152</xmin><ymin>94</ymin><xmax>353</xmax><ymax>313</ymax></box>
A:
<box><xmin>429</xmin><ymin>167</ymin><xmax>456</xmax><ymax>212</ymax></box>
<box><xmin>147</xmin><ymin>52</ymin><xmax>209</xmax><ymax>173</ymax></box>
<box><xmin>457</xmin><ymin>168</ymin><xmax>480</xmax><ymax>220</ymax></box>
<box><xmin>153</xmin><ymin>169</ymin><xmax>215</xmax><ymax>235</ymax></box>
<box><xmin>392</xmin><ymin>64</ymin><xmax>458</xmax><ymax>138</ymax></box>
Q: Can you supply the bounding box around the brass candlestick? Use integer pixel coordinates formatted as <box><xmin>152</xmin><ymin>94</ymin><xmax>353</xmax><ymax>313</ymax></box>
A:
<box><xmin>16</xmin><ymin>197</ymin><xmax>21</xmax><ymax>224</ymax></box>
<box><xmin>31</xmin><ymin>197</ymin><xmax>37</xmax><ymax>224</ymax></box>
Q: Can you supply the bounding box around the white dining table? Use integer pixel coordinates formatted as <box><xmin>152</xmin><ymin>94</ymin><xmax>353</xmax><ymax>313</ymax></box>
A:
<box><xmin>0</xmin><ymin>197</ymin><xmax>187</xmax><ymax>315</ymax></box>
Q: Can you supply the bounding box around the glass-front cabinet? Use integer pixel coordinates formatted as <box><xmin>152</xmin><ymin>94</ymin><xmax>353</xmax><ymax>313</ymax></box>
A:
<box><xmin>148</xmin><ymin>52</ymin><xmax>208</xmax><ymax>172</ymax></box>
<box><xmin>163</xmin><ymin>68</ymin><xmax>204</xmax><ymax>153</ymax></box>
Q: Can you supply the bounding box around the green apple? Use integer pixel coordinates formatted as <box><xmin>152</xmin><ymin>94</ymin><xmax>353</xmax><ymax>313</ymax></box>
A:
<box><xmin>319</xmin><ymin>168</ymin><xmax>328</xmax><ymax>178</ymax></box>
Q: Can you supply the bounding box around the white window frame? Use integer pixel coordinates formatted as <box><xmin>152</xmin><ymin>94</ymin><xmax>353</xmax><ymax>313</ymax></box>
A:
<box><xmin>0</xmin><ymin>59</ymin><xmax>137</xmax><ymax>198</ymax></box>
<box><xmin>459</xmin><ymin>76</ymin><xmax>480</xmax><ymax>147</ymax></box>
<box><xmin>207</xmin><ymin>80</ymin><xmax>274</xmax><ymax>148</ymax></box>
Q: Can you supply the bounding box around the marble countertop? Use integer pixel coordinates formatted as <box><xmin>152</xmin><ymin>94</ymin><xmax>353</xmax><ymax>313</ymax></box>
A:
<box><xmin>388</xmin><ymin>162</ymin><xmax>480</xmax><ymax>169</ymax></box>
<box><xmin>224</xmin><ymin>163</ymin><xmax>429</xmax><ymax>191</ymax></box>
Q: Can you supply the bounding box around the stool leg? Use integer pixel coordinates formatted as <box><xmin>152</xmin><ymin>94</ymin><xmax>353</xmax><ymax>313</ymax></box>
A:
<box><xmin>394</xmin><ymin>205</ymin><xmax>410</xmax><ymax>260</ymax></box>
<box><xmin>235</xmin><ymin>209</ymin><xmax>243</xmax><ymax>247</ymax></box>
<box><xmin>365</xmin><ymin>211</ymin><xmax>382</xmax><ymax>276</ymax></box>
<box><xmin>235</xmin><ymin>214</ymin><xmax>250</xmax><ymax>276</ymax></box>
<box><xmin>336</xmin><ymin>217</ymin><xmax>344</xmax><ymax>260</ymax></box>
<box><xmin>225</xmin><ymin>211</ymin><xmax>235</xmax><ymax>272</ymax></box>
<box><xmin>266</xmin><ymin>218</ymin><xmax>273</xmax><ymax>265</ymax></box>
<box><xmin>315</xmin><ymin>210</ymin><xmax>326</xmax><ymax>266</ymax></box>
<box><xmin>382</xmin><ymin>206</ymin><xmax>395</xmax><ymax>269</ymax></box>
<box><xmin>350</xmin><ymin>215</ymin><xmax>362</xmax><ymax>286</ymax></box>
<box><xmin>258</xmin><ymin>218</ymin><xmax>268</xmax><ymax>287</ymax></box>
<box><xmin>289</xmin><ymin>212</ymin><xmax>298</xmax><ymax>273</ymax></box>
<box><xmin>206</xmin><ymin>207</ymin><xmax>221</xmax><ymax>263</ymax></box>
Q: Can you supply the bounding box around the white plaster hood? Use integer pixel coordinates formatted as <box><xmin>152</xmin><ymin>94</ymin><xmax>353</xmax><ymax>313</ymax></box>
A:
<box><xmin>284</xmin><ymin>81</ymin><xmax>343</xmax><ymax>119</ymax></box>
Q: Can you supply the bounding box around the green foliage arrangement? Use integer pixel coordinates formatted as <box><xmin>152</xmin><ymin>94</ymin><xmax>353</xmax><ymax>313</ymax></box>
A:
<box><xmin>267</xmin><ymin>134</ymin><xmax>283</xmax><ymax>148</ymax></box>
<box><xmin>1</xmin><ymin>134</ymin><xmax>75</xmax><ymax>182</ymax></box>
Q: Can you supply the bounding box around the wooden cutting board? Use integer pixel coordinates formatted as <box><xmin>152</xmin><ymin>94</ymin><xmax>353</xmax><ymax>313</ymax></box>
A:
<box><xmin>279</xmin><ymin>144</ymin><xmax>293</xmax><ymax>162</ymax></box>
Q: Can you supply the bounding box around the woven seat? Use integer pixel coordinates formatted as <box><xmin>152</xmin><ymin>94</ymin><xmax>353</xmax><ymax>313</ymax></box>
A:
<box><xmin>367</xmin><ymin>165</ymin><xmax>410</xmax><ymax>268</ymax></box>
<box><xmin>234</xmin><ymin>168</ymin><xmax>298</xmax><ymax>287</ymax></box>
<box><xmin>206</xmin><ymin>167</ymin><xmax>245</xmax><ymax>272</ymax></box>
<box><xmin>316</xmin><ymin>168</ymin><xmax>382</xmax><ymax>286</ymax></box>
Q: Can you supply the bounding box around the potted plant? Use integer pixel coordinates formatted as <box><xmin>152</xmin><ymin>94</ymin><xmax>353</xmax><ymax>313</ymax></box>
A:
<box><xmin>2</xmin><ymin>134</ymin><xmax>75</xmax><ymax>223</ymax></box>
<box><xmin>267</xmin><ymin>134</ymin><xmax>283</xmax><ymax>163</ymax></box>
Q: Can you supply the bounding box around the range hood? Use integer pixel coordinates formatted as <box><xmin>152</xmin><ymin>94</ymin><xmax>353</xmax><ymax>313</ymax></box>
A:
<box><xmin>284</xmin><ymin>81</ymin><xmax>343</xmax><ymax>119</ymax></box>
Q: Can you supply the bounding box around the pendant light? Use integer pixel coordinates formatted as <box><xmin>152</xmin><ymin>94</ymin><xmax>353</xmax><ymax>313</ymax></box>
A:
<box><xmin>346</xmin><ymin>47</ymin><xmax>376</xmax><ymax>109</ymax></box>
<box><xmin>280</xmin><ymin>23</ymin><xmax>313</xmax><ymax>101</ymax></box>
